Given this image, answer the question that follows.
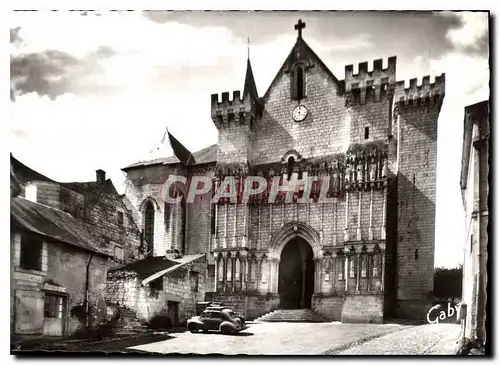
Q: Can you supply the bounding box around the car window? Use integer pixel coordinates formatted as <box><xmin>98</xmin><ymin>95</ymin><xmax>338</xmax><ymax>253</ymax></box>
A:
<box><xmin>200</xmin><ymin>312</ymin><xmax>210</xmax><ymax>318</ymax></box>
<box><xmin>211</xmin><ymin>312</ymin><xmax>223</xmax><ymax>319</ymax></box>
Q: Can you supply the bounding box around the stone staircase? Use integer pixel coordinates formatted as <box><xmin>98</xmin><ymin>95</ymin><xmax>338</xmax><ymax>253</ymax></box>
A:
<box><xmin>255</xmin><ymin>309</ymin><xmax>330</xmax><ymax>323</ymax></box>
<box><xmin>114</xmin><ymin>307</ymin><xmax>149</xmax><ymax>335</ymax></box>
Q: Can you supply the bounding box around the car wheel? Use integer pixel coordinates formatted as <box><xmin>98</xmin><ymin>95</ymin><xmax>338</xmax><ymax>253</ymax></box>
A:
<box><xmin>188</xmin><ymin>324</ymin><xmax>198</xmax><ymax>333</ymax></box>
<box><xmin>220</xmin><ymin>326</ymin><xmax>233</xmax><ymax>335</ymax></box>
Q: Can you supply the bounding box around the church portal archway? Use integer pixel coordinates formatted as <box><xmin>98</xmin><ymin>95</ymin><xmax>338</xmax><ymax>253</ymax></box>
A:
<box><xmin>278</xmin><ymin>237</ymin><xmax>314</xmax><ymax>309</ymax></box>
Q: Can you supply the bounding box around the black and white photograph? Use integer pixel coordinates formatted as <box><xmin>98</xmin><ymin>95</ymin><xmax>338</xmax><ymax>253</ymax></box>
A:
<box><xmin>8</xmin><ymin>8</ymin><xmax>490</xmax><ymax>356</ymax></box>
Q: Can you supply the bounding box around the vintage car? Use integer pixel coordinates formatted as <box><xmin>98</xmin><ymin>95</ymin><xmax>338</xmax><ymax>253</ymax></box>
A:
<box><xmin>187</xmin><ymin>308</ymin><xmax>247</xmax><ymax>335</ymax></box>
<box><xmin>204</xmin><ymin>305</ymin><xmax>245</xmax><ymax>324</ymax></box>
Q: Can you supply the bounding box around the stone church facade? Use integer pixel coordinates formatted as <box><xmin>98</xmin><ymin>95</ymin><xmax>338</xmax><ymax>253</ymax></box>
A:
<box><xmin>122</xmin><ymin>20</ymin><xmax>445</xmax><ymax>323</ymax></box>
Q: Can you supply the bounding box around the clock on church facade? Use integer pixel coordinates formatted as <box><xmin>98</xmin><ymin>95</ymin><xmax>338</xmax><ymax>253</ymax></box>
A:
<box><xmin>292</xmin><ymin>105</ymin><xmax>308</xmax><ymax>122</ymax></box>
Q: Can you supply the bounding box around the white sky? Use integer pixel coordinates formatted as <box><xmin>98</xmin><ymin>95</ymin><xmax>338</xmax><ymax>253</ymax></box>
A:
<box><xmin>8</xmin><ymin>10</ymin><xmax>489</xmax><ymax>269</ymax></box>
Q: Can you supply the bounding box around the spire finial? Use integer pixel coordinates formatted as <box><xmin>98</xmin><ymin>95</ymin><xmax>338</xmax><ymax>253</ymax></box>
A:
<box><xmin>294</xmin><ymin>19</ymin><xmax>306</xmax><ymax>39</ymax></box>
<box><xmin>247</xmin><ymin>37</ymin><xmax>250</xmax><ymax>60</ymax></box>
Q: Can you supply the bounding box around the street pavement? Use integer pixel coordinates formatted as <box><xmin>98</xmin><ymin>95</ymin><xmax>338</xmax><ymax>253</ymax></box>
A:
<box><xmin>331</xmin><ymin>323</ymin><xmax>461</xmax><ymax>355</ymax></box>
<box><xmin>128</xmin><ymin>322</ymin><xmax>403</xmax><ymax>355</ymax></box>
<box><xmin>126</xmin><ymin>322</ymin><xmax>460</xmax><ymax>355</ymax></box>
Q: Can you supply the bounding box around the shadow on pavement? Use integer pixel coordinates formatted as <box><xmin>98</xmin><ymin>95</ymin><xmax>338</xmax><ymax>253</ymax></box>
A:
<box><xmin>189</xmin><ymin>331</ymin><xmax>254</xmax><ymax>337</ymax></box>
<box><xmin>64</xmin><ymin>334</ymin><xmax>176</xmax><ymax>352</ymax></box>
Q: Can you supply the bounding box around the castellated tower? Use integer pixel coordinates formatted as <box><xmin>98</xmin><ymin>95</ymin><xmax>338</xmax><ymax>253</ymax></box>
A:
<box><xmin>344</xmin><ymin>56</ymin><xmax>397</xmax><ymax>145</ymax></box>
<box><xmin>211</xmin><ymin>59</ymin><xmax>261</xmax><ymax>165</ymax></box>
<box><xmin>344</xmin><ymin>56</ymin><xmax>445</xmax><ymax>320</ymax></box>
<box><xmin>392</xmin><ymin>74</ymin><xmax>446</xmax><ymax>319</ymax></box>
<box><xmin>208</xmin><ymin>60</ymin><xmax>262</xmax><ymax>279</ymax></box>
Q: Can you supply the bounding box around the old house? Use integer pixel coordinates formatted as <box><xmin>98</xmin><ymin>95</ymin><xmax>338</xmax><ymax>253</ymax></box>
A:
<box><xmin>460</xmin><ymin>100</ymin><xmax>489</xmax><ymax>345</ymax></box>
<box><xmin>121</xmin><ymin>20</ymin><xmax>446</xmax><ymax>323</ymax></box>
<box><xmin>106</xmin><ymin>252</ymin><xmax>206</xmax><ymax>326</ymax></box>
<box><xmin>10</xmin><ymin>156</ymin><xmax>141</xmax><ymax>338</ymax></box>
<box><xmin>11</xmin><ymin>195</ymin><xmax>110</xmax><ymax>337</ymax></box>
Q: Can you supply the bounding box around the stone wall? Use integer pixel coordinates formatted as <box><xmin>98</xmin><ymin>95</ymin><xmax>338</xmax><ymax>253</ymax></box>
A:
<box><xmin>212</xmin><ymin>292</ymin><xmax>280</xmax><ymax>320</ymax></box>
<box><xmin>124</xmin><ymin>164</ymin><xmax>214</xmax><ymax>258</ymax></box>
<box><xmin>312</xmin><ymin>294</ymin><xmax>343</xmax><ymax>321</ymax></box>
<box><xmin>185</xmin><ymin>169</ymin><xmax>214</xmax><ymax>256</ymax></box>
<box><xmin>124</xmin><ymin>164</ymin><xmax>181</xmax><ymax>257</ymax></box>
<box><xmin>78</xmin><ymin>182</ymin><xmax>142</xmax><ymax>266</ymax></box>
<box><xmin>106</xmin><ymin>257</ymin><xmax>206</xmax><ymax>324</ymax></box>
<box><xmin>341</xmin><ymin>295</ymin><xmax>384</xmax><ymax>323</ymax></box>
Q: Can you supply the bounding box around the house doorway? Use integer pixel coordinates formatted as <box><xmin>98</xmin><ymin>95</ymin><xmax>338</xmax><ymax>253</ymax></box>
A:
<box><xmin>42</xmin><ymin>294</ymin><xmax>66</xmax><ymax>336</ymax></box>
<box><xmin>167</xmin><ymin>301</ymin><xmax>179</xmax><ymax>327</ymax></box>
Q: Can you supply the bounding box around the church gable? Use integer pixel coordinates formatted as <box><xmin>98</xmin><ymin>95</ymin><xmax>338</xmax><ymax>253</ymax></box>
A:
<box><xmin>253</xmin><ymin>22</ymin><xmax>349</xmax><ymax>166</ymax></box>
<box><xmin>262</xmin><ymin>35</ymin><xmax>342</xmax><ymax>102</ymax></box>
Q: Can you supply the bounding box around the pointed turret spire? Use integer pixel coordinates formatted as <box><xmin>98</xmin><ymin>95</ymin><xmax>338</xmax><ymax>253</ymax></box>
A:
<box><xmin>166</xmin><ymin>128</ymin><xmax>196</xmax><ymax>166</ymax></box>
<box><xmin>243</xmin><ymin>37</ymin><xmax>258</xmax><ymax>100</ymax></box>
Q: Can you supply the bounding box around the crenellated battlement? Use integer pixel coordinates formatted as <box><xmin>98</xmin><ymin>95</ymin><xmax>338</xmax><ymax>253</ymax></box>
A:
<box><xmin>394</xmin><ymin>73</ymin><xmax>445</xmax><ymax>104</ymax></box>
<box><xmin>210</xmin><ymin>90</ymin><xmax>257</xmax><ymax>129</ymax></box>
<box><xmin>345</xmin><ymin>56</ymin><xmax>397</xmax><ymax>93</ymax></box>
<box><xmin>344</xmin><ymin>56</ymin><xmax>397</xmax><ymax>104</ymax></box>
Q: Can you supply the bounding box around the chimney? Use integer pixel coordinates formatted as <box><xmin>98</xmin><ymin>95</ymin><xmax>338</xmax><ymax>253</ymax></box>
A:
<box><xmin>96</xmin><ymin>169</ymin><xmax>106</xmax><ymax>183</ymax></box>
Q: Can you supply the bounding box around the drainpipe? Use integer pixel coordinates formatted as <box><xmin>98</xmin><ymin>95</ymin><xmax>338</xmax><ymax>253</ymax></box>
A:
<box><xmin>183</xmin><ymin>198</ymin><xmax>188</xmax><ymax>255</ymax></box>
<box><xmin>85</xmin><ymin>252</ymin><xmax>94</xmax><ymax>328</ymax></box>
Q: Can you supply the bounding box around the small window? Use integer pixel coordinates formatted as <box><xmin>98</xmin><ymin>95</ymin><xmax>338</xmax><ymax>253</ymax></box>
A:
<box><xmin>292</xmin><ymin>66</ymin><xmax>306</xmax><ymax>100</ymax></box>
<box><xmin>150</xmin><ymin>277</ymin><xmax>163</xmax><ymax>291</ymax></box>
<box><xmin>190</xmin><ymin>271</ymin><xmax>199</xmax><ymax>292</ymax></box>
<box><xmin>114</xmin><ymin>246</ymin><xmax>124</xmax><ymax>262</ymax></box>
<box><xmin>20</xmin><ymin>236</ymin><xmax>43</xmax><ymax>271</ymax></box>
<box><xmin>211</xmin><ymin>312</ymin><xmax>222</xmax><ymax>319</ymax></box>
<box><xmin>25</xmin><ymin>183</ymin><xmax>37</xmax><ymax>202</ymax></box>
<box><xmin>211</xmin><ymin>203</ymin><xmax>216</xmax><ymax>235</ymax></box>
<box><xmin>164</xmin><ymin>202</ymin><xmax>171</xmax><ymax>232</ymax></box>
<box><xmin>415</xmin><ymin>249</ymin><xmax>419</xmax><ymax>260</ymax></box>
<box><xmin>117</xmin><ymin>211</ymin><xmax>124</xmax><ymax>225</ymax></box>
<box><xmin>144</xmin><ymin>202</ymin><xmax>155</xmax><ymax>256</ymax></box>
<box><xmin>287</xmin><ymin>156</ymin><xmax>295</xmax><ymax>179</ymax></box>
<box><xmin>296</xmin><ymin>67</ymin><xmax>304</xmax><ymax>100</ymax></box>
<box><xmin>364</xmin><ymin>127</ymin><xmax>370</xmax><ymax>139</ymax></box>
<box><xmin>44</xmin><ymin>295</ymin><xmax>63</xmax><ymax>318</ymax></box>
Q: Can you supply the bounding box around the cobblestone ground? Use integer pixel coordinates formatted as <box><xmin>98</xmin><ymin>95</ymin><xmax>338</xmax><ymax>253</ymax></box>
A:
<box><xmin>332</xmin><ymin>323</ymin><xmax>461</xmax><ymax>355</ymax></box>
<box><xmin>127</xmin><ymin>322</ymin><xmax>403</xmax><ymax>355</ymax></box>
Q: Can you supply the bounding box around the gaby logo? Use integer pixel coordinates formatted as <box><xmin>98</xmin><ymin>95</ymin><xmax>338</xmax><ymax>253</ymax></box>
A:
<box><xmin>426</xmin><ymin>302</ymin><xmax>462</xmax><ymax>324</ymax></box>
<box><xmin>160</xmin><ymin>175</ymin><xmax>341</xmax><ymax>204</ymax></box>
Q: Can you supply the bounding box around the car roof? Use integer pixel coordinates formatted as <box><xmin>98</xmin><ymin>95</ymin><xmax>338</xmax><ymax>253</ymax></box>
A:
<box><xmin>202</xmin><ymin>310</ymin><xmax>224</xmax><ymax>315</ymax></box>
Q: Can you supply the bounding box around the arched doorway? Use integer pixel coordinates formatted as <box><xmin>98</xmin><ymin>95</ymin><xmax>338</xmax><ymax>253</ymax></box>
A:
<box><xmin>278</xmin><ymin>237</ymin><xmax>314</xmax><ymax>309</ymax></box>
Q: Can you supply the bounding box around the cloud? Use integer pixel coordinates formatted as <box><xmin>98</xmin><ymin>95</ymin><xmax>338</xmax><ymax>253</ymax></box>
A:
<box><xmin>445</xmin><ymin>12</ymin><xmax>489</xmax><ymax>52</ymax></box>
<box><xmin>325</xmin><ymin>34</ymin><xmax>372</xmax><ymax>51</ymax></box>
<box><xmin>10</xmin><ymin>22</ymin><xmax>117</xmax><ymax>100</ymax></box>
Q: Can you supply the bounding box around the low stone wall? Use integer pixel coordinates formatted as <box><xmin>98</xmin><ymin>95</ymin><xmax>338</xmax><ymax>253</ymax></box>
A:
<box><xmin>312</xmin><ymin>294</ymin><xmax>343</xmax><ymax>321</ymax></box>
<box><xmin>396</xmin><ymin>299</ymin><xmax>434</xmax><ymax>322</ymax></box>
<box><xmin>211</xmin><ymin>292</ymin><xmax>280</xmax><ymax>320</ymax></box>
<box><xmin>341</xmin><ymin>295</ymin><xmax>384</xmax><ymax>323</ymax></box>
<box><xmin>247</xmin><ymin>294</ymin><xmax>280</xmax><ymax>320</ymax></box>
